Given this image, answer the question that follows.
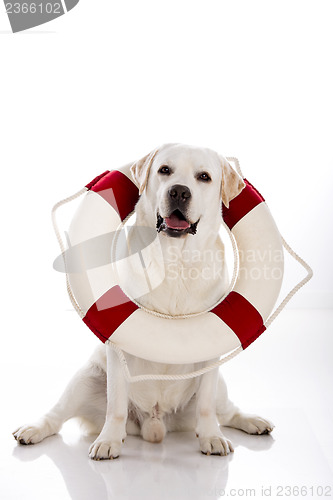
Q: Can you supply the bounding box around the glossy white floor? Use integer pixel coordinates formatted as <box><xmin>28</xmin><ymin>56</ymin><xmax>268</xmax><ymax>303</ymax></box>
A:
<box><xmin>2</xmin><ymin>309</ymin><xmax>333</xmax><ymax>500</ymax></box>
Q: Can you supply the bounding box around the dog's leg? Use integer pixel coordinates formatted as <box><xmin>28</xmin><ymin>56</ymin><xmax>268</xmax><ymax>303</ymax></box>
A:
<box><xmin>195</xmin><ymin>366</ymin><xmax>234</xmax><ymax>456</ymax></box>
<box><xmin>216</xmin><ymin>374</ymin><xmax>274</xmax><ymax>435</ymax></box>
<box><xmin>88</xmin><ymin>344</ymin><xmax>128</xmax><ymax>460</ymax></box>
<box><xmin>13</xmin><ymin>362</ymin><xmax>106</xmax><ymax>445</ymax></box>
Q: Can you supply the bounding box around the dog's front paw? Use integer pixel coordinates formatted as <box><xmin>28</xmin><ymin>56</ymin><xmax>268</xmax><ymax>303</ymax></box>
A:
<box><xmin>89</xmin><ymin>438</ymin><xmax>122</xmax><ymax>460</ymax></box>
<box><xmin>199</xmin><ymin>434</ymin><xmax>234</xmax><ymax>456</ymax></box>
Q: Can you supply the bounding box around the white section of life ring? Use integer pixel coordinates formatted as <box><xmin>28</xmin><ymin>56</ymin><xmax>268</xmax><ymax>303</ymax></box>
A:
<box><xmin>67</xmin><ymin>190</ymin><xmax>120</xmax><ymax>314</ymax></box>
<box><xmin>232</xmin><ymin>203</ymin><xmax>284</xmax><ymax>322</ymax></box>
<box><xmin>110</xmin><ymin>309</ymin><xmax>241</xmax><ymax>364</ymax></box>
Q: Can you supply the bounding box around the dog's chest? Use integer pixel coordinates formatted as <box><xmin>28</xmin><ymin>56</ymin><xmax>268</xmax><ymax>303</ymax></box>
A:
<box><xmin>120</xmin><ymin>242</ymin><xmax>228</xmax><ymax>316</ymax></box>
<box><xmin>126</xmin><ymin>356</ymin><xmax>200</xmax><ymax>415</ymax></box>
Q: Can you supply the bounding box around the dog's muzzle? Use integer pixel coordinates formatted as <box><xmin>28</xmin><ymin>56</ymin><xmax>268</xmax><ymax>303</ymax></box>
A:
<box><xmin>156</xmin><ymin>210</ymin><xmax>199</xmax><ymax>237</ymax></box>
<box><xmin>156</xmin><ymin>184</ymin><xmax>199</xmax><ymax>237</ymax></box>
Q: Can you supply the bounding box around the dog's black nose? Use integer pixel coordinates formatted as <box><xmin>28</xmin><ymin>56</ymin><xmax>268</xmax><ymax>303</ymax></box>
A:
<box><xmin>168</xmin><ymin>185</ymin><xmax>192</xmax><ymax>203</ymax></box>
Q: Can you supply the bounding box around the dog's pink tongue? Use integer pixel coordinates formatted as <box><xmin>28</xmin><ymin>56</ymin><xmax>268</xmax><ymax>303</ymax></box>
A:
<box><xmin>165</xmin><ymin>214</ymin><xmax>190</xmax><ymax>230</ymax></box>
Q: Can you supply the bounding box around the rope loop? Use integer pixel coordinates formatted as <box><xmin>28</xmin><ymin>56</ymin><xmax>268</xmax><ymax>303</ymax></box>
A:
<box><xmin>106</xmin><ymin>340</ymin><xmax>243</xmax><ymax>383</ymax></box>
<box><xmin>52</xmin><ymin>159</ymin><xmax>313</xmax><ymax>383</ymax></box>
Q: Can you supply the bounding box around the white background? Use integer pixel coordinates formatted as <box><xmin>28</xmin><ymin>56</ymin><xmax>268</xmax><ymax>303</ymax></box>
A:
<box><xmin>1</xmin><ymin>0</ymin><xmax>332</xmax><ymax>310</ymax></box>
<box><xmin>0</xmin><ymin>1</ymin><xmax>332</xmax><ymax>499</ymax></box>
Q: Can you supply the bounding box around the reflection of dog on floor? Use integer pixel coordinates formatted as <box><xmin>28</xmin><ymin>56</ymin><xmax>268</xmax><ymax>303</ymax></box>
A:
<box><xmin>14</xmin><ymin>144</ymin><xmax>274</xmax><ymax>459</ymax></box>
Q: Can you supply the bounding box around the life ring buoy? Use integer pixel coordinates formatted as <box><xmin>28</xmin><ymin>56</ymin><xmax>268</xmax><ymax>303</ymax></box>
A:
<box><xmin>62</xmin><ymin>162</ymin><xmax>284</xmax><ymax>364</ymax></box>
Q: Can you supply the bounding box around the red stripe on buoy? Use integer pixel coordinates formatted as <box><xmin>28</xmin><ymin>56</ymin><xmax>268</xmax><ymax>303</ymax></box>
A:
<box><xmin>86</xmin><ymin>170</ymin><xmax>139</xmax><ymax>221</ymax></box>
<box><xmin>83</xmin><ymin>286</ymin><xmax>139</xmax><ymax>343</ymax></box>
<box><xmin>211</xmin><ymin>291</ymin><xmax>266</xmax><ymax>349</ymax></box>
<box><xmin>85</xmin><ymin>171</ymin><xmax>110</xmax><ymax>190</ymax></box>
<box><xmin>222</xmin><ymin>179</ymin><xmax>265</xmax><ymax>230</ymax></box>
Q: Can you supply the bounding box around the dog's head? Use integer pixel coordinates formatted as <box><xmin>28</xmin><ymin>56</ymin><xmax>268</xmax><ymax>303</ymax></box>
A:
<box><xmin>131</xmin><ymin>143</ymin><xmax>245</xmax><ymax>238</ymax></box>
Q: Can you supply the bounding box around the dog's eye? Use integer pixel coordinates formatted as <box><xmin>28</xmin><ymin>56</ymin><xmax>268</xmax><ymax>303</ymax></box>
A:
<box><xmin>197</xmin><ymin>172</ymin><xmax>211</xmax><ymax>182</ymax></box>
<box><xmin>158</xmin><ymin>165</ymin><xmax>171</xmax><ymax>175</ymax></box>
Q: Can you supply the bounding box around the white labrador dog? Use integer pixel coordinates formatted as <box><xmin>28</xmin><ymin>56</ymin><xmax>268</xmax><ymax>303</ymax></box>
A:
<box><xmin>13</xmin><ymin>144</ymin><xmax>273</xmax><ymax>459</ymax></box>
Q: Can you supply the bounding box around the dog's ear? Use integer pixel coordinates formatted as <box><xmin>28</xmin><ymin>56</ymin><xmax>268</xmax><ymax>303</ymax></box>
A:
<box><xmin>220</xmin><ymin>156</ymin><xmax>246</xmax><ymax>208</ymax></box>
<box><xmin>130</xmin><ymin>148</ymin><xmax>159</xmax><ymax>195</ymax></box>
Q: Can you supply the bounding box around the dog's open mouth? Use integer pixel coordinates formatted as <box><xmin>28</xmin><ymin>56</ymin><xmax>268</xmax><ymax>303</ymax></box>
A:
<box><xmin>156</xmin><ymin>210</ymin><xmax>199</xmax><ymax>237</ymax></box>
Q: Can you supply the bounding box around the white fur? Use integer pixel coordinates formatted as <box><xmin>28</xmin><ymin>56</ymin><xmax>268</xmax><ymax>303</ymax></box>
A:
<box><xmin>13</xmin><ymin>144</ymin><xmax>274</xmax><ymax>459</ymax></box>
